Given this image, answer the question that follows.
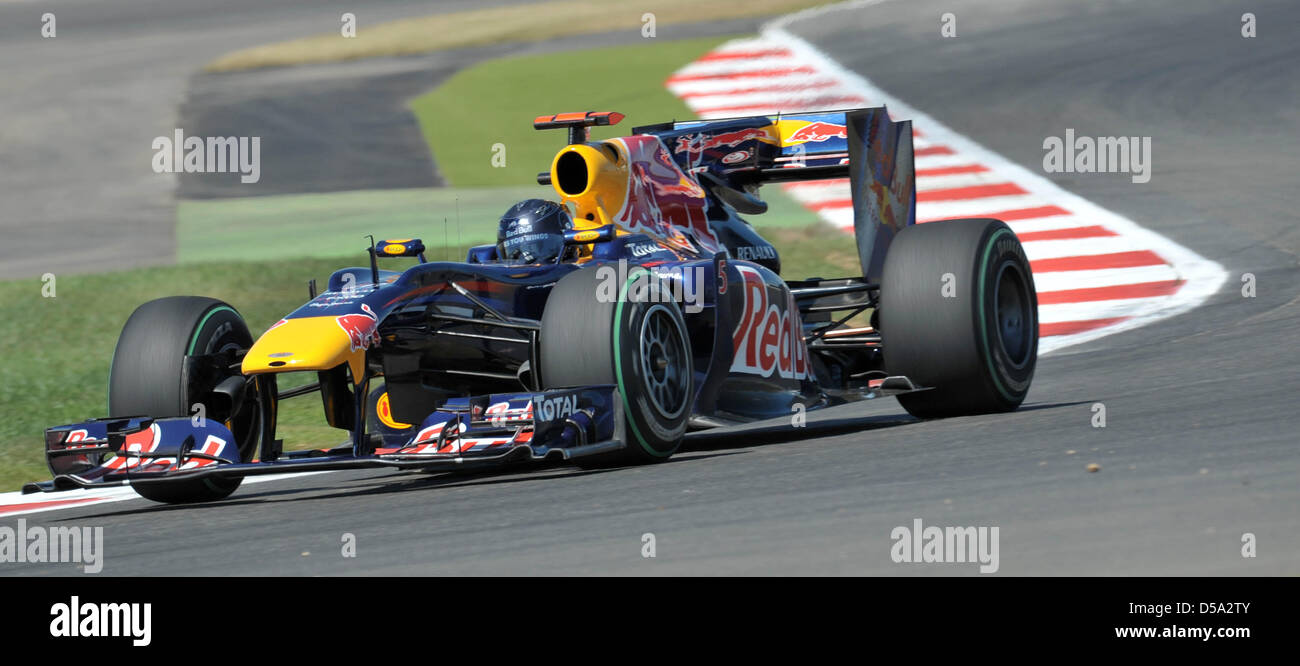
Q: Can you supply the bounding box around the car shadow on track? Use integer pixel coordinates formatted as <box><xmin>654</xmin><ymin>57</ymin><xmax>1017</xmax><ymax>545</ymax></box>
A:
<box><xmin>68</xmin><ymin>452</ymin><xmax>752</xmax><ymax>519</ymax></box>
<box><xmin>66</xmin><ymin>401</ymin><xmax>1089</xmax><ymax>518</ymax></box>
<box><xmin>682</xmin><ymin>414</ymin><xmax>918</xmax><ymax>452</ymax></box>
<box><xmin>679</xmin><ymin>399</ymin><xmax>1090</xmax><ymax>452</ymax></box>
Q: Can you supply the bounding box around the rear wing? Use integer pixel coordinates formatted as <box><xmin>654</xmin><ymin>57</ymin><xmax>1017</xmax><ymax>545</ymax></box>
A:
<box><xmin>635</xmin><ymin>107</ymin><xmax>915</xmax><ymax>281</ymax></box>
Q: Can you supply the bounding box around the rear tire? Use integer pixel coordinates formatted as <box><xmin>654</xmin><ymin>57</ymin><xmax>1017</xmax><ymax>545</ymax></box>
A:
<box><xmin>540</xmin><ymin>267</ymin><xmax>693</xmax><ymax>468</ymax></box>
<box><xmin>879</xmin><ymin>218</ymin><xmax>1037</xmax><ymax>418</ymax></box>
<box><xmin>109</xmin><ymin>296</ymin><xmax>261</xmax><ymax>503</ymax></box>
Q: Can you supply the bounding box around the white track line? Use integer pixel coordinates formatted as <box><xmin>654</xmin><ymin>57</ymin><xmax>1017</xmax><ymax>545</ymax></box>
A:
<box><xmin>0</xmin><ymin>472</ymin><xmax>329</xmax><ymax>518</ymax></box>
<box><xmin>664</xmin><ymin>4</ymin><xmax>1226</xmax><ymax>354</ymax></box>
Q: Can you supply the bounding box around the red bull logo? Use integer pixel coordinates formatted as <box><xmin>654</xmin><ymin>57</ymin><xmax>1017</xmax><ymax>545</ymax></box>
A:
<box><xmin>105</xmin><ymin>423</ymin><xmax>161</xmax><ymax>471</ymax></box>
<box><xmin>178</xmin><ymin>435</ymin><xmax>227</xmax><ymax>470</ymax></box>
<box><xmin>730</xmin><ymin>265</ymin><xmax>811</xmax><ymax>380</ymax></box>
<box><xmin>674</xmin><ymin>127</ymin><xmax>773</xmax><ymax>157</ymax></box>
<box><xmin>486</xmin><ymin>400</ymin><xmax>533</xmax><ymax>428</ymax></box>
<box><xmin>614</xmin><ymin>136</ymin><xmax>720</xmax><ymax>254</ymax></box>
<box><xmin>785</xmin><ymin>121</ymin><xmax>848</xmax><ymax>145</ymax></box>
<box><xmin>336</xmin><ymin>303</ymin><xmax>379</xmax><ymax>352</ymax></box>
<box><xmin>412</xmin><ymin>419</ymin><xmax>466</xmax><ymax>446</ymax></box>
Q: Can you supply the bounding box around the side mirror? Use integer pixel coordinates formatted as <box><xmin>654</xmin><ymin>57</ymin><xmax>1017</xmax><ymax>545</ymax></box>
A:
<box><xmin>564</xmin><ymin>225</ymin><xmax>616</xmax><ymax>245</ymax></box>
<box><xmin>374</xmin><ymin>238</ymin><xmax>426</xmax><ymax>261</ymax></box>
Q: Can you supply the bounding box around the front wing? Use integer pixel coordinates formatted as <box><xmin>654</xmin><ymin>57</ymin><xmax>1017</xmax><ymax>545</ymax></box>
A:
<box><xmin>23</xmin><ymin>386</ymin><xmax>626</xmax><ymax>495</ymax></box>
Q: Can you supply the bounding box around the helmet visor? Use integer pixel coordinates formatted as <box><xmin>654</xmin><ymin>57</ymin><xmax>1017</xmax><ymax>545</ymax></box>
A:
<box><xmin>499</xmin><ymin>229</ymin><xmax>566</xmax><ymax>264</ymax></box>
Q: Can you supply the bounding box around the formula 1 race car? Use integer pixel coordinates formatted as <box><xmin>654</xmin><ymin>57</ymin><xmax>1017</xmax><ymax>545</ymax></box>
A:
<box><xmin>25</xmin><ymin>107</ymin><xmax>1038</xmax><ymax>504</ymax></box>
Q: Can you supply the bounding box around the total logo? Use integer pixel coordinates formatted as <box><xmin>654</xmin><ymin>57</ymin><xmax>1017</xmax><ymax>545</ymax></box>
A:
<box><xmin>629</xmin><ymin>242</ymin><xmax>663</xmax><ymax>258</ymax></box>
<box><xmin>730</xmin><ymin>265</ymin><xmax>811</xmax><ymax>380</ymax></box>
<box><xmin>534</xmin><ymin>393</ymin><xmax>579</xmax><ymax>422</ymax></box>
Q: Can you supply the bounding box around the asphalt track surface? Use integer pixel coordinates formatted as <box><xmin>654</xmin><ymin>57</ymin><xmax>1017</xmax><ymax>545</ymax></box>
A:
<box><xmin>0</xmin><ymin>0</ymin><xmax>532</xmax><ymax>279</ymax></box>
<box><xmin>4</xmin><ymin>0</ymin><xmax>1299</xmax><ymax>575</ymax></box>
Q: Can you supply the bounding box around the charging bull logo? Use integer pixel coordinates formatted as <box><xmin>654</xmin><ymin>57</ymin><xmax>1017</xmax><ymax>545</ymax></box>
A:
<box><xmin>674</xmin><ymin>127</ymin><xmax>774</xmax><ymax>161</ymax></box>
<box><xmin>783</xmin><ymin>121</ymin><xmax>847</xmax><ymax>145</ymax></box>
<box><xmin>615</xmin><ymin>136</ymin><xmax>721</xmax><ymax>254</ymax></box>
<box><xmin>336</xmin><ymin>303</ymin><xmax>379</xmax><ymax>352</ymax></box>
<box><xmin>730</xmin><ymin>266</ymin><xmax>811</xmax><ymax>380</ymax></box>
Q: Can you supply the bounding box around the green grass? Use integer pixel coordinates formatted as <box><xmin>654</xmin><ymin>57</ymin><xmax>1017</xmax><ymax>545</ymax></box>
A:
<box><xmin>410</xmin><ymin>35</ymin><xmax>728</xmax><ymax>187</ymax></box>
<box><xmin>177</xmin><ymin>184</ymin><xmax>820</xmax><ymax>263</ymax></box>
<box><xmin>0</xmin><ymin>256</ymin><xmax>421</xmax><ymax>492</ymax></box>
<box><xmin>0</xmin><ymin>224</ymin><xmax>856</xmax><ymax>491</ymax></box>
<box><xmin>178</xmin><ymin>186</ymin><xmax>544</xmax><ymax>263</ymax></box>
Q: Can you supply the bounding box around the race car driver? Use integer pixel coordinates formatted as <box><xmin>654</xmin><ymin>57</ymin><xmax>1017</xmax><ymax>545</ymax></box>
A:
<box><xmin>496</xmin><ymin>199</ymin><xmax>576</xmax><ymax>265</ymax></box>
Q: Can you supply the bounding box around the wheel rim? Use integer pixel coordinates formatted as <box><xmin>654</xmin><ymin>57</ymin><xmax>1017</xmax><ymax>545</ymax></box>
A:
<box><xmin>228</xmin><ymin>380</ymin><xmax>264</xmax><ymax>462</ymax></box>
<box><xmin>639</xmin><ymin>304</ymin><xmax>690</xmax><ymax>420</ymax></box>
<box><xmin>190</xmin><ymin>338</ymin><xmax>261</xmax><ymax>462</ymax></box>
<box><xmin>992</xmin><ymin>261</ymin><xmax>1033</xmax><ymax>368</ymax></box>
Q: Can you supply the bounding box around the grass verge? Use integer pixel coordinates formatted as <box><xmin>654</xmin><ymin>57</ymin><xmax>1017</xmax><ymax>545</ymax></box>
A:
<box><xmin>177</xmin><ymin>183</ymin><xmax>820</xmax><ymax>263</ymax></box>
<box><xmin>178</xmin><ymin>186</ymin><xmax>542</xmax><ymax>263</ymax></box>
<box><xmin>410</xmin><ymin>35</ymin><xmax>726</xmax><ymax>187</ymax></box>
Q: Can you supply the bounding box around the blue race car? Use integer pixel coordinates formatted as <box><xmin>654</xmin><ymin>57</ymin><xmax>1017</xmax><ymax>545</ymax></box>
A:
<box><xmin>25</xmin><ymin>107</ymin><xmax>1038</xmax><ymax>503</ymax></box>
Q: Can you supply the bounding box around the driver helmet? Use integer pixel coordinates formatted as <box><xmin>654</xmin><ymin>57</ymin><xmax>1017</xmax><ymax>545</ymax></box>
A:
<box><xmin>496</xmin><ymin>199</ymin><xmax>573</xmax><ymax>264</ymax></box>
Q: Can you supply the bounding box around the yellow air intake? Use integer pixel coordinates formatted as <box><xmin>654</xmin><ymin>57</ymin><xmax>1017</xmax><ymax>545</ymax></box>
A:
<box><xmin>549</xmin><ymin>142</ymin><xmax>629</xmax><ymax>230</ymax></box>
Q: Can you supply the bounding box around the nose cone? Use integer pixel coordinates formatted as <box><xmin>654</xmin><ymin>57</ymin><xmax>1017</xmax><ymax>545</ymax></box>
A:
<box><xmin>241</xmin><ymin>316</ymin><xmax>367</xmax><ymax>380</ymax></box>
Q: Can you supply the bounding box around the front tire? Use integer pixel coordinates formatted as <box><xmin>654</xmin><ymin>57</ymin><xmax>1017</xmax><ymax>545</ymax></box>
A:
<box><xmin>540</xmin><ymin>266</ymin><xmax>694</xmax><ymax>467</ymax></box>
<box><xmin>879</xmin><ymin>218</ymin><xmax>1037</xmax><ymax>418</ymax></box>
<box><xmin>109</xmin><ymin>296</ymin><xmax>262</xmax><ymax>503</ymax></box>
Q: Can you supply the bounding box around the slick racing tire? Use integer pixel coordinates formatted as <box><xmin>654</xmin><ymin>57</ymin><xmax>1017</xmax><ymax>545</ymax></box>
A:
<box><xmin>879</xmin><ymin>218</ymin><xmax>1037</xmax><ymax>418</ymax></box>
<box><xmin>109</xmin><ymin>296</ymin><xmax>261</xmax><ymax>503</ymax></box>
<box><xmin>540</xmin><ymin>266</ymin><xmax>693</xmax><ymax>468</ymax></box>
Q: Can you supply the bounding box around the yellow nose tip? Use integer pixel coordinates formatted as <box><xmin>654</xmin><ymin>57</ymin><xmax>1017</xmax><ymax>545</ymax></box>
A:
<box><xmin>241</xmin><ymin>316</ymin><xmax>366</xmax><ymax>381</ymax></box>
